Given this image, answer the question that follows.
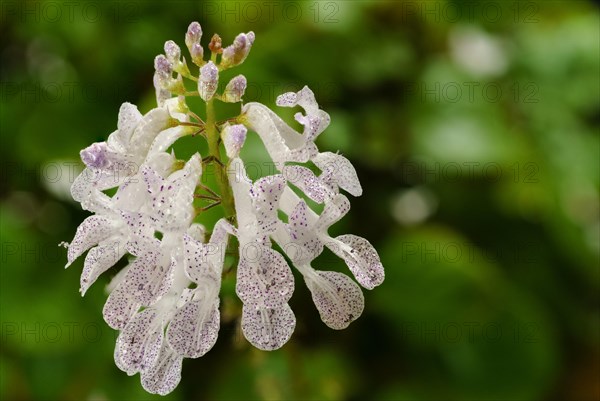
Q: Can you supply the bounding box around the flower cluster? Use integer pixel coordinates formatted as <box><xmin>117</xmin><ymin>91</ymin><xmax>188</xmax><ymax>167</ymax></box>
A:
<box><xmin>64</xmin><ymin>22</ymin><xmax>384</xmax><ymax>395</ymax></box>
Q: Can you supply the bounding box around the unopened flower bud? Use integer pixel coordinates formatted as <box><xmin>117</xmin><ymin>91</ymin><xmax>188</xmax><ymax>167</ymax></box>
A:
<box><xmin>208</xmin><ymin>34</ymin><xmax>222</xmax><ymax>54</ymax></box>
<box><xmin>221</xmin><ymin>32</ymin><xmax>255</xmax><ymax>69</ymax></box>
<box><xmin>154</xmin><ymin>54</ymin><xmax>172</xmax><ymax>81</ymax></box>
<box><xmin>198</xmin><ymin>61</ymin><xmax>218</xmax><ymax>101</ymax></box>
<box><xmin>164</xmin><ymin>40</ymin><xmax>181</xmax><ymax>64</ymax></box>
<box><xmin>222</xmin><ymin>75</ymin><xmax>247</xmax><ymax>103</ymax></box>
<box><xmin>185</xmin><ymin>21</ymin><xmax>202</xmax><ymax>49</ymax></box>
<box><xmin>221</xmin><ymin>124</ymin><xmax>247</xmax><ymax>158</ymax></box>
<box><xmin>191</xmin><ymin>43</ymin><xmax>204</xmax><ymax>65</ymax></box>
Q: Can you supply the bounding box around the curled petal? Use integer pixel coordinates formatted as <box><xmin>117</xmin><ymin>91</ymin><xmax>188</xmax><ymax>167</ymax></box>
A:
<box><xmin>328</xmin><ymin>235</ymin><xmax>385</xmax><ymax>290</ymax></box>
<box><xmin>276</xmin><ymin>86</ymin><xmax>330</xmax><ymax>140</ymax></box>
<box><xmin>148</xmin><ymin>126</ymin><xmax>189</xmax><ymax>156</ymax></box>
<box><xmin>236</xmin><ymin>245</ymin><xmax>294</xmax><ymax>309</ymax></box>
<box><xmin>314</xmin><ymin>152</ymin><xmax>362</xmax><ymax>197</ymax></box>
<box><xmin>283</xmin><ymin>165</ymin><xmax>333</xmax><ymax>204</ymax></box>
<box><xmin>116</xmin><ymin>102</ymin><xmax>143</xmax><ymax>146</ymax></box>
<box><xmin>103</xmin><ymin>284</ymin><xmax>140</xmax><ymax>330</ymax></box>
<box><xmin>80</xmin><ymin>238</ymin><xmax>126</xmax><ymax>295</ymax></box>
<box><xmin>66</xmin><ymin>215</ymin><xmax>115</xmax><ymax>267</ymax></box>
<box><xmin>315</xmin><ymin>194</ymin><xmax>350</xmax><ymax>232</ymax></box>
<box><xmin>140</xmin><ymin>343</ymin><xmax>183</xmax><ymax>396</ymax></box>
<box><xmin>304</xmin><ymin>270</ymin><xmax>364</xmax><ymax>330</ymax></box>
<box><xmin>115</xmin><ymin>308</ymin><xmax>164</xmax><ymax>375</ymax></box>
<box><xmin>166</xmin><ymin>296</ymin><xmax>220</xmax><ymax>358</ymax></box>
<box><xmin>242</xmin><ymin>103</ymin><xmax>318</xmax><ymax>165</ymax></box>
<box><xmin>130</xmin><ymin>107</ymin><xmax>171</xmax><ymax>158</ymax></box>
<box><xmin>241</xmin><ymin>303</ymin><xmax>295</xmax><ymax>351</ymax></box>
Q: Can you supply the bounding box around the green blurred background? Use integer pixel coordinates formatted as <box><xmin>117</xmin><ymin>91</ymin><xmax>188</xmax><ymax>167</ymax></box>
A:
<box><xmin>1</xmin><ymin>0</ymin><xmax>599</xmax><ymax>400</ymax></box>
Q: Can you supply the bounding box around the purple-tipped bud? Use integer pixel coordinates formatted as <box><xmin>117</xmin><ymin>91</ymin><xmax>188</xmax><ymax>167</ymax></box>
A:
<box><xmin>164</xmin><ymin>40</ymin><xmax>181</xmax><ymax>63</ymax></box>
<box><xmin>80</xmin><ymin>142</ymin><xmax>109</xmax><ymax>169</ymax></box>
<box><xmin>191</xmin><ymin>43</ymin><xmax>204</xmax><ymax>64</ymax></box>
<box><xmin>185</xmin><ymin>22</ymin><xmax>202</xmax><ymax>48</ymax></box>
<box><xmin>221</xmin><ymin>32</ymin><xmax>255</xmax><ymax>69</ymax></box>
<box><xmin>154</xmin><ymin>55</ymin><xmax>172</xmax><ymax>78</ymax></box>
<box><xmin>222</xmin><ymin>75</ymin><xmax>247</xmax><ymax>103</ymax></box>
<box><xmin>222</xmin><ymin>124</ymin><xmax>247</xmax><ymax>158</ymax></box>
<box><xmin>198</xmin><ymin>61</ymin><xmax>218</xmax><ymax>101</ymax></box>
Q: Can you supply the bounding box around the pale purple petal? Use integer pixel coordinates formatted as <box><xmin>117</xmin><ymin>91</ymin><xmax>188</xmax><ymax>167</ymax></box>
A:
<box><xmin>166</xmin><ymin>296</ymin><xmax>220</xmax><ymax>358</ymax></box>
<box><xmin>140</xmin><ymin>343</ymin><xmax>183</xmax><ymax>396</ymax></box>
<box><xmin>286</xmin><ymin>200</ymin><xmax>323</xmax><ymax>263</ymax></box>
<box><xmin>304</xmin><ymin>270</ymin><xmax>364</xmax><ymax>330</ymax></box>
<box><xmin>241</xmin><ymin>303</ymin><xmax>295</xmax><ymax>351</ymax></box>
<box><xmin>236</xmin><ymin>245</ymin><xmax>294</xmax><ymax>309</ymax></box>
<box><xmin>222</xmin><ymin>124</ymin><xmax>247</xmax><ymax>159</ymax></box>
<box><xmin>115</xmin><ymin>308</ymin><xmax>164</xmax><ymax>375</ymax></box>
<box><xmin>250</xmin><ymin>174</ymin><xmax>285</xmax><ymax>241</ymax></box>
<box><xmin>103</xmin><ymin>284</ymin><xmax>140</xmax><ymax>330</ymax></box>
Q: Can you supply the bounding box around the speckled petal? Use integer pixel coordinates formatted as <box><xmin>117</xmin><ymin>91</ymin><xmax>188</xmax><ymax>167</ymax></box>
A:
<box><xmin>66</xmin><ymin>215</ymin><xmax>115</xmax><ymax>267</ymax></box>
<box><xmin>70</xmin><ymin>169</ymin><xmax>114</xmax><ymax>213</ymax></box>
<box><xmin>120</xmin><ymin>211</ymin><xmax>155</xmax><ymax>257</ymax></box>
<box><xmin>114</xmin><ymin>308</ymin><xmax>164</xmax><ymax>375</ymax></box>
<box><xmin>125</xmin><ymin>249</ymin><xmax>173</xmax><ymax>306</ymax></box>
<box><xmin>166</xmin><ymin>296</ymin><xmax>220</xmax><ymax>358</ymax></box>
<box><xmin>314</xmin><ymin>152</ymin><xmax>362</xmax><ymax>197</ymax></box>
<box><xmin>315</xmin><ymin>194</ymin><xmax>350</xmax><ymax>232</ymax></box>
<box><xmin>286</xmin><ymin>200</ymin><xmax>323</xmax><ymax>264</ymax></box>
<box><xmin>241</xmin><ymin>303</ymin><xmax>295</xmax><ymax>351</ymax></box>
<box><xmin>182</xmin><ymin>234</ymin><xmax>218</xmax><ymax>285</ymax></box>
<box><xmin>250</xmin><ymin>174</ymin><xmax>285</xmax><ymax>241</ymax></box>
<box><xmin>283</xmin><ymin>165</ymin><xmax>332</xmax><ymax>204</ymax></box>
<box><xmin>328</xmin><ymin>235</ymin><xmax>385</xmax><ymax>290</ymax></box>
<box><xmin>304</xmin><ymin>270</ymin><xmax>364</xmax><ymax>330</ymax></box>
<box><xmin>80</xmin><ymin>238</ymin><xmax>126</xmax><ymax>295</ymax></box>
<box><xmin>103</xmin><ymin>284</ymin><xmax>140</xmax><ymax>330</ymax></box>
<box><xmin>275</xmin><ymin>86</ymin><xmax>330</xmax><ymax>140</ymax></box>
<box><xmin>236</xmin><ymin>244</ymin><xmax>294</xmax><ymax>309</ymax></box>
<box><xmin>140</xmin><ymin>343</ymin><xmax>183</xmax><ymax>396</ymax></box>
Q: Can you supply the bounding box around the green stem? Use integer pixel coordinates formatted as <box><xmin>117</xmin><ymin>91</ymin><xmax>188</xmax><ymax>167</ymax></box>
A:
<box><xmin>205</xmin><ymin>98</ymin><xmax>236</xmax><ymax>220</ymax></box>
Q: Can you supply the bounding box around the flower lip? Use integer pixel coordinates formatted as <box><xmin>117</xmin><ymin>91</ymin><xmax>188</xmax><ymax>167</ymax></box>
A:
<box><xmin>80</xmin><ymin>142</ymin><xmax>109</xmax><ymax>169</ymax></box>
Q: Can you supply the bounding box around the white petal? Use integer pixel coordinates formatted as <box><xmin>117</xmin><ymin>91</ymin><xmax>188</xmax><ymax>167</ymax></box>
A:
<box><xmin>114</xmin><ymin>308</ymin><xmax>163</xmax><ymax>375</ymax></box>
<box><xmin>80</xmin><ymin>238</ymin><xmax>126</xmax><ymax>295</ymax></box>
<box><xmin>103</xmin><ymin>284</ymin><xmax>140</xmax><ymax>330</ymax></box>
<box><xmin>117</xmin><ymin>102</ymin><xmax>143</xmax><ymax>146</ymax></box>
<box><xmin>313</xmin><ymin>152</ymin><xmax>362</xmax><ymax>197</ymax></box>
<box><xmin>140</xmin><ymin>343</ymin><xmax>183</xmax><ymax>396</ymax></box>
<box><xmin>228</xmin><ymin>158</ymin><xmax>255</xmax><ymax>236</ymax></box>
<box><xmin>286</xmin><ymin>200</ymin><xmax>323</xmax><ymax>264</ymax></box>
<box><xmin>183</xmin><ymin>234</ymin><xmax>219</xmax><ymax>285</ymax></box>
<box><xmin>166</xmin><ymin>296</ymin><xmax>220</xmax><ymax>358</ymax></box>
<box><xmin>283</xmin><ymin>165</ymin><xmax>333</xmax><ymax>204</ymax></box>
<box><xmin>241</xmin><ymin>303</ymin><xmax>295</xmax><ymax>351</ymax></box>
<box><xmin>250</xmin><ymin>174</ymin><xmax>285</xmax><ymax>241</ymax></box>
<box><xmin>130</xmin><ymin>107</ymin><xmax>171</xmax><ymax>159</ymax></box>
<box><xmin>66</xmin><ymin>215</ymin><xmax>115</xmax><ymax>266</ymax></box>
<box><xmin>304</xmin><ymin>270</ymin><xmax>364</xmax><ymax>330</ymax></box>
<box><xmin>236</xmin><ymin>244</ymin><xmax>294</xmax><ymax>309</ymax></box>
<box><xmin>328</xmin><ymin>235</ymin><xmax>385</xmax><ymax>290</ymax></box>
<box><xmin>120</xmin><ymin>211</ymin><xmax>155</xmax><ymax>257</ymax></box>
<box><xmin>276</xmin><ymin>86</ymin><xmax>330</xmax><ymax>140</ymax></box>
<box><xmin>125</xmin><ymin>249</ymin><xmax>173</xmax><ymax>306</ymax></box>
<box><xmin>314</xmin><ymin>194</ymin><xmax>350</xmax><ymax>233</ymax></box>
<box><xmin>148</xmin><ymin>125</ymin><xmax>188</xmax><ymax>156</ymax></box>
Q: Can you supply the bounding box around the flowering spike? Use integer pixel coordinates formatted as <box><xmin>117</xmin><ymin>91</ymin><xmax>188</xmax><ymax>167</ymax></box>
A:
<box><xmin>64</xmin><ymin>21</ymin><xmax>385</xmax><ymax>396</ymax></box>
